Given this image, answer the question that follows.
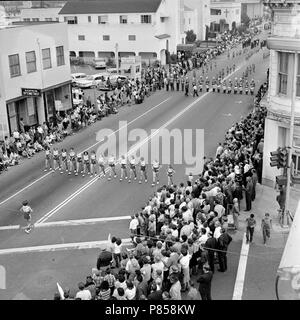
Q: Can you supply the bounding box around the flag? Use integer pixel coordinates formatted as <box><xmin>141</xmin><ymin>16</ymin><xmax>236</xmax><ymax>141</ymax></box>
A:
<box><xmin>57</xmin><ymin>282</ymin><xmax>65</xmax><ymax>300</ymax></box>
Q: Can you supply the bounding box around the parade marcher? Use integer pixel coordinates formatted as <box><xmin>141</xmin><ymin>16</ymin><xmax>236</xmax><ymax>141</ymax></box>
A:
<box><xmin>205</xmin><ymin>77</ymin><xmax>210</xmax><ymax>92</ymax></box>
<box><xmin>90</xmin><ymin>150</ymin><xmax>97</xmax><ymax>177</ymax></box>
<box><xmin>52</xmin><ymin>147</ymin><xmax>60</xmax><ymax>171</ymax></box>
<box><xmin>185</xmin><ymin>78</ymin><xmax>189</xmax><ymax>97</ymax></box>
<box><xmin>244</xmin><ymin>80</ymin><xmax>249</xmax><ymax>95</ymax></box>
<box><xmin>181</xmin><ymin>75</ymin><xmax>185</xmax><ymax>91</ymax></box>
<box><xmin>20</xmin><ymin>200</ymin><xmax>33</xmax><ymax>234</ymax></box>
<box><xmin>217</xmin><ymin>77</ymin><xmax>221</xmax><ymax>93</ymax></box>
<box><xmin>129</xmin><ymin>155</ymin><xmax>137</xmax><ymax>183</ymax></box>
<box><xmin>199</xmin><ymin>76</ymin><xmax>203</xmax><ymax>93</ymax></box>
<box><xmin>44</xmin><ymin>146</ymin><xmax>52</xmax><ymax>171</ymax></box>
<box><xmin>222</xmin><ymin>80</ymin><xmax>227</xmax><ymax>94</ymax></box>
<box><xmin>152</xmin><ymin>159</ymin><xmax>160</xmax><ymax>187</ymax></box>
<box><xmin>176</xmin><ymin>77</ymin><xmax>180</xmax><ymax>92</ymax></box>
<box><xmin>193</xmin><ymin>82</ymin><xmax>198</xmax><ymax>97</ymax></box>
<box><xmin>108</xmin><ymin>155</ymin><xmax>117</xmax><ymax>181</ymax></box>
<box><xmin>82</xmin><ymin>151</ymin><xmax>90</xmax><ymax>177</ymax></box>
<box><xmin>60</xmin><ymin>148</ymin><xmax>68</xmax><ymax>174</ymax></box>
<box><xmin>212</xmin><ymin>77</ymin><xmax>217</xmax><ymax>93</ymax></box>
<box><xmin>227</xmin><ymin>79</ymin><xmax>232</xmax><ymax>94</ymax></box>
<box><xmin>239</xmin><ymin>78</ymin><xmax>243</xmax><ymax>94</ymax></box>
<box><xmin>167</xmin><ymin>165</ymin><xmax>175</xmax><ymax>186</ymax></box>
<box><xmin>120</xmin><ymin>155</ymin><xmax>128</xmax><ymax>181</ymax></box>
<box><xmin>250</xmin><ymin>79</ymin><xmax>255</xmax><ymax>96</ymax></box>
<box><xmin>234</xmin><ymin>78</ymin><xmax>238</xmax><ymax>94</ymax></box>
<box><xmin>68</xmin><ymin>147</ymin><xmax>76</xmax><ymax>175</ymax></box>
<box><xmin>75</xmin><ymin>152</ymin><xmax>83</xmax><ymax>176</ymax></box>
<box><xmin>98</xmin><ymin>153</ymin><xmax>106</xmax><ymax>177</ymax></box>
<box><xmin>139</xmin><ymin>157</ymin><xmax>148</xmax><ymax>184</ymax></box>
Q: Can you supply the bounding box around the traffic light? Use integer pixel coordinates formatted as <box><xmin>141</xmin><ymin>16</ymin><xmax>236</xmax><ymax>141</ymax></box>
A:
<box><xmin>279</xmin><ymin>148</ymin><xmax>288</xmax><ymax>168</ymax></box>
<box><xmin>270</xmin><ymin>149</ymin><xmax>280</xmax><ymax>168</ymax></box>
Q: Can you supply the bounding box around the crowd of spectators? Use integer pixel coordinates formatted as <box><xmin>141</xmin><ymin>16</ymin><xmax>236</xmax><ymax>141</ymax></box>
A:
<box><xmin>54</xmin><ymin>76</ymin><xmax>269</xmax><ymax>301</ymax></box>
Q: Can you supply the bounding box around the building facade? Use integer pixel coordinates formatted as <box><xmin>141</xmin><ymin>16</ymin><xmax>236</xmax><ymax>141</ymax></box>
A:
<box><xmin>58</xmin><ymin>0</ymin><xmax>186</xmax><ymax>65</ymax></box>
<box><xmin>20</xmin><ymin>7</ymin><xmax>61</xmax><ymax>22</ymax></box>
<box><xmin>240</xmin><ymin>0</ymin><xmax>264</xmax><ymax>19</ymax></box>
<box><xmin>210</xmin><ymin>0</ymin><xmax>241</xmax><ymax>31</ymax></box>
<box><xmin>262</xmin><ymin>0</ymin><xmax>300</xmax><ymax>186</ymax></box>
<box><xmin>0</xmin><ymin>23</ymin><xmax>72</xmax><ymax>138</ymax></box>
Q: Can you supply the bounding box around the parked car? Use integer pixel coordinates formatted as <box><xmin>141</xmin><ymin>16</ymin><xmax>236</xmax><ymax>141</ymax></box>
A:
<box><xmin>93</xmin><ymin>58</ymin><xmax>106</xmax><ymax>70</ymax></box>
<box><xmin>71</xmin><ymin>73</ymin><xmax>87</xmax><ymax>86</ymax></box>
<box><xmin>76</xmin><ymin>73</ymin><xmax>108</xmax><ymax>89</ymax></box>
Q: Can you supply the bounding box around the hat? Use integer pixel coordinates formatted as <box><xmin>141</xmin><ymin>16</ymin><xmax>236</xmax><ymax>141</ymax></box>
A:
<box><xmin>170</xmin><ymin>265</ymin><xmax>179</xmax><ymax>273</ymax></box>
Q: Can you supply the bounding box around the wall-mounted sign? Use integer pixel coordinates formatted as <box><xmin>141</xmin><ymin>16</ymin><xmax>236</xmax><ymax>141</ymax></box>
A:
<box><xmin>21</xmin><ymin>88</ymin><xmax>41</xmax><ymax>97</ymax></box>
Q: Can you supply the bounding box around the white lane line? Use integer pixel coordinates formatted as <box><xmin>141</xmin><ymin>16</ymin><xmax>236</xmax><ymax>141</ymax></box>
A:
<box><xmin>232</xmin><ymin>233</ymin><xmax>250</xmax><ymax>300</ymax></box>
<box><xmin>37</xmin><ymin>216</ymin><xmax>131</xmax><ymax>227</ymax></box>
<box><xmin>0</xmin><ymin>239</ymin><xmax>132</xmax><ymax>255</ymax></box>
<box><xmin>0</xmin><ymin>216</ymin><xmax>131</xmax><ymax>231</ymax></box>
<box><xmin>36</xmin><ymin>65</ymin><xmax>245</xmax><ymax>225</ymax></box>
<box><xmin>0</xmin><ymin>172</ymin><xmax>52</xmax><ymax>206</ymax></box>
<box><xmin>0</xmin><ymin>98</ymin><xmax>171</xmax><ymax>208</ymax></box>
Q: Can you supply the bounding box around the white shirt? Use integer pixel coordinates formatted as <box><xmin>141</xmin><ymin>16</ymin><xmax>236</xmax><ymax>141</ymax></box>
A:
<box><xmin>129</xmin><ymin>218</ymin><xmax>139</xmax><ymax>230</ymax></box>
<box><xmin>214</xmin><ymin>226</ymin><xmax>222</xmax><ymax>239</ymax></box>
<box><xmin>125</xmin><ymin>287</ymin><xmax>136</xmax><ymax>300</ymax></box>
<box><xmin>75</xmin><ymin>289</ymin><xmax>92</xmax><ymax>300</ymax></box>
<box><xmin>180</xmin><ymin>254</ymin><xmax>191</xmax><ymax>269</ymax></box>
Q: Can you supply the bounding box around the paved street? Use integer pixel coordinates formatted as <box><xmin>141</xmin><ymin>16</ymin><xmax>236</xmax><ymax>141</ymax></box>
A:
<box><xmin>0</xmin><ymin>41</ymin><xmax>271</xmax><ymax>299</ymax></box>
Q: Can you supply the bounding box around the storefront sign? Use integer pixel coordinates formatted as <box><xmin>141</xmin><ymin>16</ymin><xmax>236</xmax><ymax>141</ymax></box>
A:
<box><xmin>21</xmin><ymin>88</ymin><xmax>41</xmax><ymax>97</ymax></box>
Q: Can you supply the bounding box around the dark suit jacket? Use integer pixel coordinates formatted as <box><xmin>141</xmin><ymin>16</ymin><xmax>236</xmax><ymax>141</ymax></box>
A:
<box><xmin>197</xmin><ymin>271</ymin><xmax>213</xmax><ymax>294</ymax></box>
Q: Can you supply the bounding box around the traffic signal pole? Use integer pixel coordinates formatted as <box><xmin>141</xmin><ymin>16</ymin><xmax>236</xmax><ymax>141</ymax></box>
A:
<box><xmin>284</xmin><ymin>52</ymin><xmax>298</xmax><ymax>228</ymax></box>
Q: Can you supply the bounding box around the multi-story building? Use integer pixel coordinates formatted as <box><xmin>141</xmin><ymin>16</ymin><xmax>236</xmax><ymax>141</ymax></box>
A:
<box><xmin>58</xmin><ymin>0</ymin><xmax>186</xmax><ymax>65</ymax></box>
<box><xmin>20</xmin><ymin>7</ymin><xmax>61</xmax><ymax>22</ymax></box>
<box><xmin>262</xmin><ymin>0</ymin><xmax>300</xmax><ymax>186</ymax></box>
<box><xmin>210</xmin><ymin>0</ymin><xmax>242</xmax><ymax>31</ymax></box>
<box><xmin>184</xmin><ymin>0</ymin><xmax>211</xmax><ymax>41</ymax></box>
<box><xmin>240</xmin><ymin>0</ymin><xmax>265</xmax><ymax>19</ymax></box>
<box><xmin>0</xmin><ymin>22</ymin><xmax>72</xmax><ymax>138</ymax></box>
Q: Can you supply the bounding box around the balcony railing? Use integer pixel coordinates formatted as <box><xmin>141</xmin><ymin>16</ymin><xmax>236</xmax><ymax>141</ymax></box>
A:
<box><xmin>263</xmin><ymin>0</ymin><xmax>299</xmax><ymax>9</ymax></box>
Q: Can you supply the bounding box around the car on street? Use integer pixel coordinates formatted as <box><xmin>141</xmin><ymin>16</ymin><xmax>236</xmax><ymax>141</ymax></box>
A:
<box><xmin>76</xmin><ymin>73</ymin><xmax>109</xmax><ymax>89</ymax></box>
<box><xmin>71</xmin><ymin>73</ymin><xmax>87</xmax><ymax>86</ymax></box>
<box><xmin>93</xmin><ymin>58</ymin><xmax>106</xmax><ymax>70</ymax></box>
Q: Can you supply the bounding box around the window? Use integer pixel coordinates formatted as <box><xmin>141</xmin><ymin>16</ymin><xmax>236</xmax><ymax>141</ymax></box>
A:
<box><xmin>120</xmin><ymin>15</ymin><xmax>128</xmax><ymax>24</ymax></box>
<box><xmin>103</xmin><ymin>35</ymin><xmax>110</xmax><ymax>41</ymax></box>
<box><xmin>278</xmin><ymin>52</ymin><xmax>289</xmax><ymax>95</ymax></box>
<box><xmin>98</xmin><ymin>15</ymin><xmax>108</xmax><ymax>24</ymax></box>
<box><xmin>128</xmin><ymin>35</ymin><xmax>136</xmax><ymax>41</ymax></box>
<box><xmin>45</xmin><ymin>18</ymin><xmax>52</xmax><ymax>21</ymax></box>
<box><xmin>64</xmin><ymin>16</ymin><xmax>77</xmax><ymax>24</ymax></box>
<box><xmin>210</xmin><ymin>9</ymin><xmax>221</xmax><ymax>15</ymax></box>
<box><xmin>141</xmin><ymin>15</ymin><xmax>151</xmax><ymax>24</ymax></box>
<box><xmin>32</xmin><ymin>18</ymin><xmax>39</xmax><ymax>22</ymax></box>
<box><xmin>56</xmin><ymin>46</ymin><xmax>65</xmax><ymax>66</ymax></box>
<box><xmin>23</xmin><ymin>18</ymin><xmax>30</xmax><ymax>21</ymax></box>
<box><xmin>297</xmin><ymin>54</ymin><xmax>300</xmax><ymax>97</ymax></box>
<box><xmin>42</xmin><ymin>48</ymin><xmax>51</xmax><ymax>70</ymax></box>
<box><xmin>25</xmin><ymin>51</ymin><xmax>36</xmax><ymax>73</ymax></box>
<box><xmin>78</xmin><ymin>35</ymin><xmax>85</xmax><ymax>41</ymax></box>
<box><xmin>8</xmin><ymin>54</ymin><xmax>21</xmax><ymax>77</ymax></box>
<box><xmin>88</xmin><ymin>16</ymin><xmax>91</xmax><ymax>23</ymax></box>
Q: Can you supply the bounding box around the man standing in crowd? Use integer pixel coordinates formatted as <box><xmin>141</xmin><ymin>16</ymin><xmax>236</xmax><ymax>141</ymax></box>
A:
<box><xmin>197</xmin><ymin>265</ymin><xmax>213</xmax><ymax>300</ymax></box>
<box><xmin>217</xmin><ymin>228</ymin><xmax>232</xmax><ymax>272</ymax></box>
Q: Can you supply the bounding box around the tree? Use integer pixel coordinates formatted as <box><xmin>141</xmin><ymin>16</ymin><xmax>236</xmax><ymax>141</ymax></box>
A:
<box><xmin>185</xmin><ymin>30</ymin><xmax>197</xmax><ymax>44</ymax></box>
<box><xmin>241</xmin><ymin>12</ymin><xmax>250</xmax><ymax>27</ymax></box>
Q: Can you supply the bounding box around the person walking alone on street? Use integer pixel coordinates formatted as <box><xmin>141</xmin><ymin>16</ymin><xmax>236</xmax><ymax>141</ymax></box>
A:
<box><xmin>246</xmin><ymin>214</ymin><xmax>256</xmax><ymax>244</ymax></box>
<box><xmin>197</xmin><ymin>264</ymin><xmax>213</xmax><ymax>300</ymax></box>
<box><xmin>261</xmin><ymin>213</ymin><xmax>272</xmax><ymax>245</ymax></box>
<box><xmin>20</xmin><ymin>200</ymin><xmax>33</xmax><ymax>234</ymax></box>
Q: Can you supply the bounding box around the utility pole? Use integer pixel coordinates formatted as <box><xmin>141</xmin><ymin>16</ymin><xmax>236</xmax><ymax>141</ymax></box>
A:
<box><xmin>115</xmin><ymin>43</ymin><xmax>119</xmax><ymax>74</ymax></box>
<box><xmin>284</xmin><ymin>51</ymin><xmax>298</xmax><ymax>227</ymax></box>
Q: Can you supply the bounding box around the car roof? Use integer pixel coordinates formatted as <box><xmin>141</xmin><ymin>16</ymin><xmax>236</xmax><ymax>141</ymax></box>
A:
<box><xmin>72</xmin><ymin>73</ymin><xmax>86</xmax><ymax>76</ymax></box>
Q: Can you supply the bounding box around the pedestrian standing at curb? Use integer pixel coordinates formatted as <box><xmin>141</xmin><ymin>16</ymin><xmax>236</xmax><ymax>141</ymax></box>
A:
<box><xmin>261</xmin><ymin>213</ymin><xmax>272</xmax><ymax>245</ymax></box>
<box><xmin>246</xmin><ymin>213</ymin><xmax>256</xmax><ymax>244</ymax></box>
<box><xmin>20</xmin><ymin>200</ymin><xmax>33</xmax><ymax>234</ymax></box>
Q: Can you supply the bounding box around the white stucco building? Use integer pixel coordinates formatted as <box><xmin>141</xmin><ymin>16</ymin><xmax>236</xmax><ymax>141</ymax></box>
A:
<box><xmin>58</xmin><ymin>0</ymin><xmax>186</xmax><ymax>65</ymax></box>
<box><xmin>262</xmin><ymin>0</ymin><xmax>300</xmax><ymax>186</ymax></box>
<box><xmin>240</xmin><ymin>0</ymin><xmax>264</xmax><ymax>19</ymax></box>
<box><xmin>20</xmin><ymin>7</ymin><xmax>61</xmax><ymax>22</ymax></box>
<box><xmin>210</xmin><ymin>0</ymin><xmax>241</xmax><ymax>31</ymax></box>
<box><xmin>0</xmin><ymin>22</ymin><xmax>72</xmax><ymax>138</ymax></box>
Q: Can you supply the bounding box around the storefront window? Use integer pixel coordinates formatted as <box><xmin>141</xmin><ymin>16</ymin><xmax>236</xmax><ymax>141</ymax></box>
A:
<box><xmin>278</xmin><ymin>52</ymin><xmax>289</xmax><ymax>95</ymax></box>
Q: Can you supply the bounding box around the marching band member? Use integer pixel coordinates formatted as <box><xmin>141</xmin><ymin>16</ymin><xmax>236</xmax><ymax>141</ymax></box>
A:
<box><xmin>82</xmin><ymin>151</ymin><xmax>90</xmax><ymax>177</ymax></box>
<box><xmin>244</xmin><ymin>80</ymin><xmax>249</xmax><ymax>95</ymax></box>
<box><xmin>234</xmin><ymin>78</ymin><xmax>238</xmax><ymax>94</ymax></box>
<box><xmin>44</xmin><ymin>146</ymin><xmax>51</xmax><ymax>171</ymax></box>
<box><xmin>76</xmin><ymin>152</ymin><xmax>83</xmax><ymax>176</ymax></box>
<box><xmin>222</xmin><ymin>80</ymin><xmax>227</xmax><ymax>94</ymax></box>
<box><xmin>217</xmin><ymin>77</ymin><xmax>221</xmax><ymax>93</ymax></box>
<box><xmin>129</xmin><ymin>155</ymin><xmax>137</xmax><ymax>183</ymax></box>
<box><xmin>199</xmin><ymin>76</ymin><xmax>203</xmax><ymax>93</ymax></box>
<box><xmin>239</xmin><ymin>78</ymin><xmax>243</xmax><ymax>94</ymax></box>
<box><xmin>52</xmin><ymin>147</ymin><xmax>60</xmax><ymax>171</ymax></box>
<box><xmin>68</xmin><ymin>148</ymin><xmax>76</xmax><ymax>175</ymax></box>
<box><xmin>139</xmin><ymin>157</ymin><xmax>147</xmax><ymax>184</ymax></box>
<box><xmin>108</xmin><ymin>154</ymin><xmax>117</xmax><ymax>181</ymax></box>
<box><xmin>98</xmin><ymin>153</ymin><xmax>106</xmax><ymax>177</ymax></box>
<box><xmin>227</xmin><ymin>79</ymin><xmax>232</xmax><ymax>94</ymax></box>
<box><xmin>120</xmin><ymin>155</ymin><xmax>128</xmax><ymax>181</ymax></box>
<box><xmin>152</xmin><ymin>159</ymin><xmax>160</xmax><ymax>187</ymax></box>
<box><xmin>205</xmin><ymin>77</ymin><xmax>210</xmax><ymax>92</ymax></box>
<box><xmin>90</xmin><ymin>150</ymin><xmax>97</xmax><ymax>177</ymax></box>
<box><xmin>60</xmin><ymin>148</ymin><xmax>68</xmax><ymax>174</ymax></box>
<box><xmin>212</xmin><ymin>77</ymin><xmax>217</xmax><ymax>93</ymax></box>
<box><xmin>167</xmin><ymin>165</ymin><xmax>175</xmax><ymax>186</ymax></box>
